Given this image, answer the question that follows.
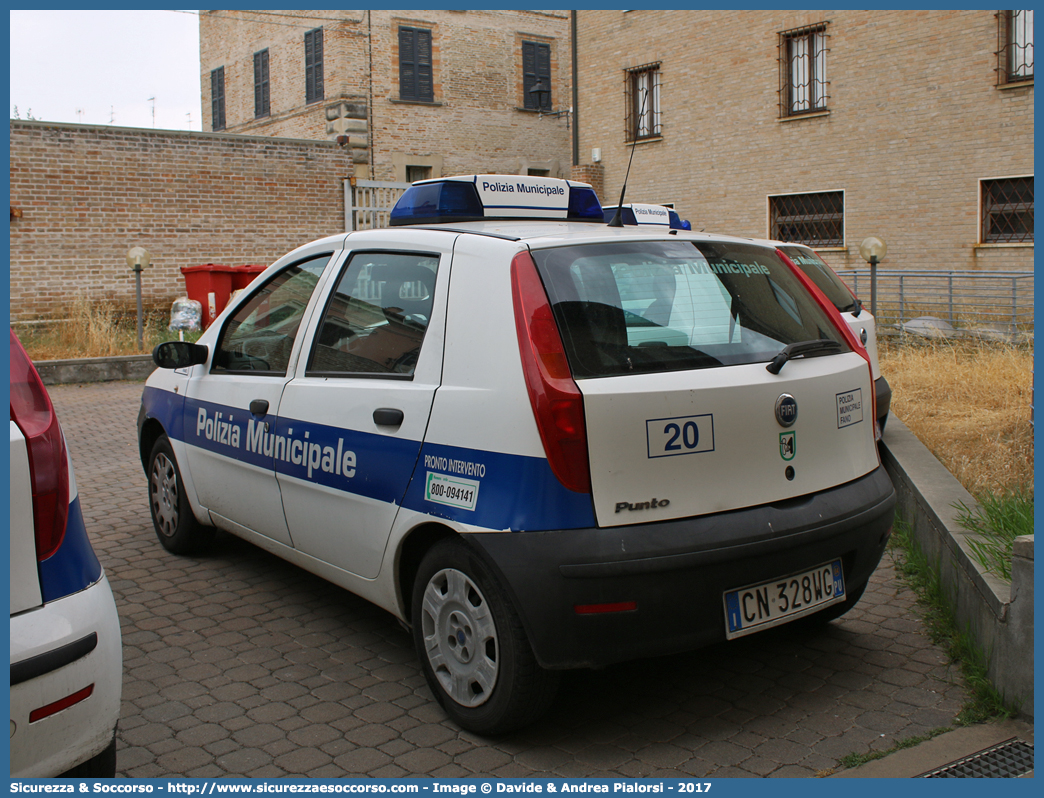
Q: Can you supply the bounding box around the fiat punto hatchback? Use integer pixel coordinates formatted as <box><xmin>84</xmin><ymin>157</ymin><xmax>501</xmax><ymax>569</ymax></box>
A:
<box><xmin>138</xmin><ymin>175</ymin><xmax>895</xmax><ymax>734</ymax></box>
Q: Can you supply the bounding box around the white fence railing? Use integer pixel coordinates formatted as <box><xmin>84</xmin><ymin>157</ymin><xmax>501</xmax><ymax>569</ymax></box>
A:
<box><xmin>834</xmin><ymin>269</ymin><xmax>1033</xmax><ymax>335</ymax></box>
<box><xmin>344</xmin><ymin>179</ymin><xmax>410</xmax><ymax>231</ymax></box>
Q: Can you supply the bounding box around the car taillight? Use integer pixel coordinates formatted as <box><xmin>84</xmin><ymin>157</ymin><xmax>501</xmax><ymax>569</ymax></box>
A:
<box><xmin>9</xmin><ymin>329</ymin><xmax>69</xmax><ymax>560</ymax></box>
<box><xmin>510</xmin><ymin>251</ymin><xmax>592</xmax><ymax>494</ymax></box>
<box><xmin>775</xmin><ymin>250</ymin><xmax>879</xmax><ymax>434</ymax></box>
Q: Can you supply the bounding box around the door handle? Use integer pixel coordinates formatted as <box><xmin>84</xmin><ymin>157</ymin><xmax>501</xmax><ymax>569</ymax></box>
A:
<box><xmin>373</xmin><ymin>408</ymin><xmax>404</xmax><ymax>426</ymax></box>
<box><xmin>249</xmin><ymin>399</ymin><xmax>270</xmax><ymax>416</ymax></box>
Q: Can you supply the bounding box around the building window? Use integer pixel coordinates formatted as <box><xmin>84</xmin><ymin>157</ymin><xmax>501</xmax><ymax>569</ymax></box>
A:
<box><xmin>998</xmin><ymin>10</ymin><xmax>1034</xmax><ymax>84</ymax></box>
<box><xmin>399</xmin><ymin>27</ymin><xmax>434</xmax><ymax>102</ymax></box>
<box><xmin>305</xmin><ymin>27</ymin><xmax>324</xmax><ymax>104</ymax></box>
<box><xmin>769</xmin><ymin>191</ymin><xmax>844</xmax><ymax>247</ymax></box>
<box><xmin>981</xmin><ymin>177</ymin><xmax>1034</xmax><ymax>243</ymax></box>
<box><xmin>210</xmin><ymin>67</ymin><xmax>225</xmax><ymax>131</ymax></box>
<box><xmin>406</xmin><ymin>165</ymin><xmax>431</xmax><ymax>183</ymax></box>
<box><xmin>522</xmin><ymin>41</ymin><xmax>552</xmax><ymax>111</ymax></box>
<box><xmin>625</xmin><ymin>63</ymin><xmax>661</xmax><ymax>141</ymax></box>
<box><xmin>779</xmin><ymin>23</ymin><xmax>828</xmax><ymax>117</ymax></box>
<box><xmin>254</xmin><ymin>49</ymin><xmax>270</xmax><ymax>118</ymax></box>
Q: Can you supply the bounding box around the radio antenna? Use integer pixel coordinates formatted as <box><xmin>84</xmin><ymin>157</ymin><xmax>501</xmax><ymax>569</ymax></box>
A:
<box><xmin>608</xmin><ymin>86</ymin><xmax>649</xmax><ymax>227</ymax></box>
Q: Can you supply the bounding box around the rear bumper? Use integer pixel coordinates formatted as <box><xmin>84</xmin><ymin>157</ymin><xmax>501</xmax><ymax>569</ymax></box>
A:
<box><xmin>465</xmin><ymin>465</ymin><xmax>895</xmax><ymax>669</ymax></box>
<box><xmin>10</xmin><ymin>573</ymin><xmax>123</xmax><ymax>777</ymax></box>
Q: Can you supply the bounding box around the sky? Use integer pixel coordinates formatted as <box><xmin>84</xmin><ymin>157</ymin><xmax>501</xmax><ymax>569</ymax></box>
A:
<box><xmin>9</xmin><ymin>9</ymin><xmax>202</xmax><ymax>131</ymax></box>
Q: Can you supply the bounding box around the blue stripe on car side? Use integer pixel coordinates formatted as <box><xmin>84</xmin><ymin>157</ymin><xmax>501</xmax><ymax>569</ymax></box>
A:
<box><xmin>38</xmin><ymin>497</ymin><xmax>102</xmax><ymax>603</ymax></box>
<box><xmin>142</xmin><ymin>386</ymin><xmax>596</xmax><ymax>532</ymax></box>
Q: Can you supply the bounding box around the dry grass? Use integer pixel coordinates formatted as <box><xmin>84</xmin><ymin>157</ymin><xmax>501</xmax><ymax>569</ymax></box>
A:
<box><xmin>879</xmin><ymin>336</ymin><xmax>1033</xmax><ymax>496</ymax></box>
<box><xmin>16</xmin><ymin>296</ymin><xmax>181</xmax><ymax>361</ymax></box>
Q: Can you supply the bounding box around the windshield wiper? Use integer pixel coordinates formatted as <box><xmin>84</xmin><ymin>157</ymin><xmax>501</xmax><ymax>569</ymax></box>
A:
<box><xmin>766</xmin><ymin>339</ymin><xmax>844</xmax><ymax>374</ymax></box>
<box><xmin>846</xmin><ymin>297</ymin><xmax>863</xmax><ymax>317</ymax></box>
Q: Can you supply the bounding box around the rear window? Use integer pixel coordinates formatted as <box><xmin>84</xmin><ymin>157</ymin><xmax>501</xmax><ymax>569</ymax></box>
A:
<box><xmin>531</xmin><ymin>240</ymin><xmax>848</xmax><ymax>379</ymax></box>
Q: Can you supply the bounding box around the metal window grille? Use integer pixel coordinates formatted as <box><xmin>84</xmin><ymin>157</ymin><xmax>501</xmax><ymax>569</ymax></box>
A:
<box><xmin>210</xmin><ymin>67</ymin><xmax>225</xmax><ymax>131</ymax></box>
<box><xmin>625</xmin><ymin>63</ymin><xmax>662</xmax><ymax>141</ymax></box>
<box><xmin>779</xmin><ymin>24</ymin><xmax>829</xmax><ymax>117</ymax></box>
<box><xmin>254</xmin><ymin>49</ymin><xmax>270</xmax><ymax>118</ymax></box>
<box><xmin>769</xmin><ymin>191</ymin><xmax>843</xmax><ymax>246</ymax></box>
<box><xmin>399</xmin><ymin>27</ymin><xmax>434</xmax><ymax>102</ymax></box>
<box><xmin>982</xmin><ymin>176</ymin><xmax>1034</xmax><ymax>243</ymax></box>
<box><xmin>523</xmin><ymin>41</ymin><xmax>552</xmax><ymax>111</ymax></box>
<box><xmin>998</xmin><ymin>10</ymin><xmax>1034</xmax><ymax>84</ymax></box>
<box><xmin>305</xmin><ymin>27</ymin><xmax>324</xmax><ymax>105</ymax></box>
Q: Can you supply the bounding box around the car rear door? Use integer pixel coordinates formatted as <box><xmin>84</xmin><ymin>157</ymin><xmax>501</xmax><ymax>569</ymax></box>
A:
<box><xmin>275</xmin><ymin>231</ymin><xmax>454</xmax><ymax>578</ymax></box>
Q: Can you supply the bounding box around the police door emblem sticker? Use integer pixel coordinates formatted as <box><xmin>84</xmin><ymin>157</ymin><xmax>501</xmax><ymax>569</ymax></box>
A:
<box><xmin>779</xmin><ymin>431</ymin><xmax>796</xmax><ymax>461</ymax></box>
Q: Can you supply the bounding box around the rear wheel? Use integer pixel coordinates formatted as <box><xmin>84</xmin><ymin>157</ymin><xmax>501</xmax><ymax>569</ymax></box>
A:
<box><xmin>148</xmin><ymin>435</ymin><xmax>213</xmax><ymax>555</ymax></box>
<box><xmin>412</xmin><ymin>537</ymin><xmax>559</xmax><ymax>735</ymax></box>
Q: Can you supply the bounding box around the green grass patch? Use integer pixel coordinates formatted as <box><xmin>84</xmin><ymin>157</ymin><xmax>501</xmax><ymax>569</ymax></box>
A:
<box><xmin>955</xmin><ymin>487</ymin><xmax>1034</xmax><ymax>582</ymax></box>
<box><xmin>836</xmin><ymin>726</ymin><xmax>953</xmax><ymax>771</ymax></box>
<box><xmin>888</xmin><ymin>518</ymin><xmax>1018</xmax><ymax>725</ymax></box>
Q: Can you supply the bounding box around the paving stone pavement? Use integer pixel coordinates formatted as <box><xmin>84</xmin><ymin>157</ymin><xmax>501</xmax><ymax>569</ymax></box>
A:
<box><xmin>50</xmin><ymin>380</ymin><xmax>972</xmax><ymax>779</ymax></box>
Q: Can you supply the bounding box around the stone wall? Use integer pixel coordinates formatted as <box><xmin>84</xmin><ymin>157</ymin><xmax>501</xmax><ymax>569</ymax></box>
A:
<box><xmin>9</xmin><ymin>121</ymin><xmax>350</xmax><ymax>323</ymax></box>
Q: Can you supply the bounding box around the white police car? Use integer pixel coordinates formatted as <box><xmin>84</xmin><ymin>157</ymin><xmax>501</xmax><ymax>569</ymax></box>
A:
<box><xmin>768</xmin><ymin>242</ymin><xmax>891</xmax><ymax>430</ymax></box>
<box><xmin>10</xmin><ymin>330</ymin><xmax>122</xmax><ymax>776</ymax></box>
<box><xmin>138</xmin><ymin>175</ymin><xmax>895</xmax><ymax>734</ymax></box>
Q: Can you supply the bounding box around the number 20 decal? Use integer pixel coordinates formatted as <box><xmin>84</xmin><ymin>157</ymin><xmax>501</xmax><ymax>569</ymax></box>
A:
<box><xmin>646</xmin><ymin>414</ymin><xmax>715</xmax><ymax>458</ymax></box>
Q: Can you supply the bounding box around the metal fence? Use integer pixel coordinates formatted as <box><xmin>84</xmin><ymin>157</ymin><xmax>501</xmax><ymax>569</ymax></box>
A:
<box><xmin>344</xmin><ymin>179</ymin><xmax>410</xmax><ymax>231</ymax></box>
<box><xmin>834</xmin><ymin>269</ymin><xmax>1034</xmax><ymax>337</ymax></box>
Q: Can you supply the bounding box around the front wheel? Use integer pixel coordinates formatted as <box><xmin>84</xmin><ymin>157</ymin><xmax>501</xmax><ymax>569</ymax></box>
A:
<box><xmin>148</xmin><ymin>435</ymin><xmax>213</xmax><ymax>555</ymax></box>
<box><xmin>411</xmin><ymin>537</ymin><xmax>559</xmax><ymax>735</ymax></box>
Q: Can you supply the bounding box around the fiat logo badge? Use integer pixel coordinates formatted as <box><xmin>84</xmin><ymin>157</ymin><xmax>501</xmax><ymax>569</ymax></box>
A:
<box><xmin>775</xmin><ymin>394</ymin><xmax>798</xmax><ymax>427</ymax></box>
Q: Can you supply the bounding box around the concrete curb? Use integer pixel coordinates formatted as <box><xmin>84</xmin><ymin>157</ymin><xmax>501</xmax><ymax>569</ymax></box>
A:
<box><xmin>830</xmin><ymin>718</ymin><xmax>1033</xmax><ymax>777</ymax></box>
<box><xmin>879</xmin><ymin>415</ymin><xmax>1034</xmax><ymax>718</ymax></box>
<box><xmin>34</xmin><ymin>354</ymin><xmax>156</xmax><ymax>386</ymax></box>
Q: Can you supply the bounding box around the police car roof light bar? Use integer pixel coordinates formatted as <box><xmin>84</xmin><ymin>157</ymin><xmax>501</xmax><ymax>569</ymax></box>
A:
<box><xmin>390</xmin><ymin>175</ymin><xmax>604</xmax><ymax>226</ymax></box>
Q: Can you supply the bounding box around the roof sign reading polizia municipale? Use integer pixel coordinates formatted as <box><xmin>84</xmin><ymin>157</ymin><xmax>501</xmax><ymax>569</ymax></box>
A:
<box><xmin>389</xmin><ymin>174</ymin><xmax>604</xmax><ymax>226</ymax></box>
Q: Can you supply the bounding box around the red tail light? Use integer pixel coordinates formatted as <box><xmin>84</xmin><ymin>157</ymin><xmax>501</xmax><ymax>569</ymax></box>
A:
<box><xmin>9</xmin><ymin>329</ymin><xmax>70</xmax><ymax>560</ymax></box>
<box><xmin>511</xmin><ymin>251</ymin><xmax>592</xmax><ymax>494</ymax></box>
<box><xmin>775</xmin><ymin>250</ymin><xmax>879</xmax><ymax>433</ymax></box>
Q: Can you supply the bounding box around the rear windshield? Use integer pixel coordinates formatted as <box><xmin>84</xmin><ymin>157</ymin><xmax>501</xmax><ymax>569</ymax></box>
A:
<box><xmin>532</xmin><ymin>240</ymin><xmax>849</xmax><ymax>379</ymax></box>
<box><xmin>778</xmin><ymin>245</ymin><xmax>858</xmax><ymax>313</ymax></box>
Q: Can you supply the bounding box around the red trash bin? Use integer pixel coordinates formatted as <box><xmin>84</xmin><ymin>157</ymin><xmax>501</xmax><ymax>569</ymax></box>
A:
<box><xmin>231</xmin><ymin>264</ymin><xmax>267</xmax><ymax>292</ymax></box>
<box><xmin>180</xmin><ymin>264</ymin><xmax>237</xmax><ymax>328</ymax></box>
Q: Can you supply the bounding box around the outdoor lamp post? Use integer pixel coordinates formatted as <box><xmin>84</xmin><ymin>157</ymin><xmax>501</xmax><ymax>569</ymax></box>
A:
<box><xmin>528</xmin><ymin>80</ymin><xmax>571</xmax><ymax>129</ymax></box>
<box><xmin>858</xmin><ymin>236</ymin><xmax>887</xmax><ymax>318</ymax></box>
<box><xmin>126</xmin><ymin>246</ymin><xmax>151</xmax><ymax>351</ymax></box>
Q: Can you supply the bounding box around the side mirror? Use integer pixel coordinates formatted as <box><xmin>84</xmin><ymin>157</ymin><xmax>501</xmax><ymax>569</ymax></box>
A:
<box><xmin>152</xmin><ymin>341</ymin><xmax>209</xmax><ymax>369</ymax></box>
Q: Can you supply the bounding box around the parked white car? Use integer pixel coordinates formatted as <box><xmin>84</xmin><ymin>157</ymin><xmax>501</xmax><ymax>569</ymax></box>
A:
<box><xmin>139</xmin><ymin>175</ymin><xmax>894</xmax><ymax>734</ymax></box>
<box><xmin>9</xmin><ymin>330</ymin><xmax>122</xmax><ymax>777</ymax></box>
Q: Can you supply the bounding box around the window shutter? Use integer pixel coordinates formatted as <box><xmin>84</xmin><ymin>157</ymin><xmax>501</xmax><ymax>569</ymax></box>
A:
<box><xmin>399</xmin><ymin>27</ymin><xmax>433</xmax><ymax>102</ymax></box>
<box><xmin>306</xmin><ymin>28</ymin><xmax>324</xmax><ymax>104</ymax></box>
<box><xmin>522</xmin><ymin>41</ymin><xmax>551</xmax><ymax>110</ymax></box>
<box><xmin>416</xmin><ymin>29</ymin><xmax>433</xmax><ymax>101</ymax></box>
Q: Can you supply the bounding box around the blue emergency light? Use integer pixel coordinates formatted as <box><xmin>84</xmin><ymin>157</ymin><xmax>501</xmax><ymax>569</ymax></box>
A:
<box><xmin>389</xmin><ymin>175</ymin><xmax>604</xmax><ymax>226</ymax></box>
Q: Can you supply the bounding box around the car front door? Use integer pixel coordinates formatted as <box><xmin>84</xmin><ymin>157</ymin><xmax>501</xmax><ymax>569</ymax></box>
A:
<box><xmin>184</xmin><ymin>251</ymin><xmax>336</xmax><ymax>546</ymax></box>
<box><xmin>276</xmin><ymin>233</ymin><xmax>453</xmax><ymax>578</ymax></box>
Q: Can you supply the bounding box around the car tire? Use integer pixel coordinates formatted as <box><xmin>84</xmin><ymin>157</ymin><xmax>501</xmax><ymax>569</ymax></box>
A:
<box><xmin>60</xmin><ymin>734</ymin><xmax>116</xmax><ymax>778</ymax></box>
<box><xmin>411</xmin><ymin>537</ymin><xmax>559</xmax><ymax>736</ymax></box>
<box><xmin>148</xmin><ymin>435</ymin><xmax>213</xmax><ymax>555</ymax></box>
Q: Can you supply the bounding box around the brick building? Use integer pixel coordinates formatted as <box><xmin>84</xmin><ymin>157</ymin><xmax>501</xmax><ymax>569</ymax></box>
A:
<box><xmin>8</xmin><ymin>122</ymin><xmax>348</xmax><ymax>323</ymax></box>
<box><xmin>199</xmin><ymin>9</ymin><xmax>573</xmax><ymax>181</ymax></box>
<box><xmin>572</xmin><ymin>10</ymin><xmax>1034</xmax><ymax>274</ymax></box>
